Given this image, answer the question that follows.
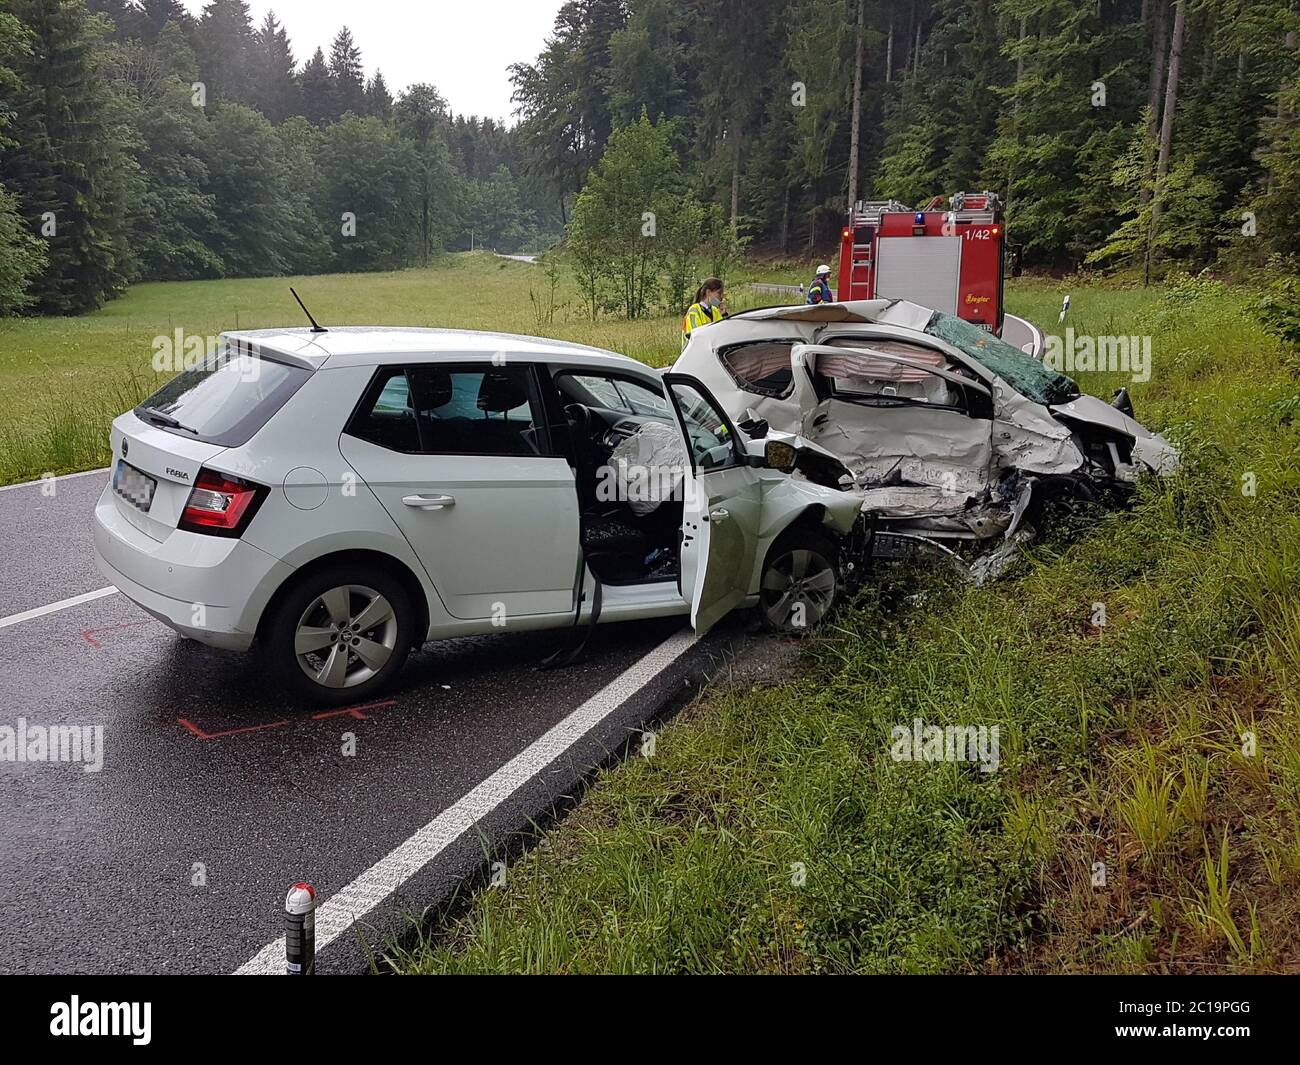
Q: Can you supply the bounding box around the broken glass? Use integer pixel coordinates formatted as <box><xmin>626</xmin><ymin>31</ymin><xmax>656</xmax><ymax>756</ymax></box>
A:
<box><xmin>924</xmin><ymin>311</ymin><xmax>1078</xmax><ymax>405</ymax></box>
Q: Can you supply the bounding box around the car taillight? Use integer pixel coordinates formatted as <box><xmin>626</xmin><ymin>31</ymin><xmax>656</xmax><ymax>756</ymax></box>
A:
<box><xmin>179</xmin><ymin>468</ymin><xmax>266</xmax><ymax>536</ymax></box>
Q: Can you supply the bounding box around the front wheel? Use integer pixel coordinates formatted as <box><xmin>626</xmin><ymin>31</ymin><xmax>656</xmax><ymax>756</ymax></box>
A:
<box><xmin>758</xmin><ymin>529</ymin><xmax>841</xmax><ymax>634</ymax></box>
<box><xmin>265</xmin><ymin>565</ymin><xmax>415</xmax><ymax>705</ymax></box>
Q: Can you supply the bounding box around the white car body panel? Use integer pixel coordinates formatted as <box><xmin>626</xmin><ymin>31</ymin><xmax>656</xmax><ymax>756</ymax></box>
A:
<box><xmin>93</xmin><ymin>485</ymin><xmax>292</xmax><ymax>650</ymax></box>
<box><xmin>993</xmin><ymin>382</ymin><xmax>1085</xmax><ymax>475</ymax></box>
<box><xmin>340</xmin><ymin>437</ymin><xmax>582</xmax><ymax>620</ymax></box>
<box><xmin>678</xmin><ymin>456</ymin><xmax>764</xmax><ymax>633</ymax></box>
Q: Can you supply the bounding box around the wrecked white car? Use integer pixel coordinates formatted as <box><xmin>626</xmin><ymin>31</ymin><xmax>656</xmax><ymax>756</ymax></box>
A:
<box><xmin>673</xmin><ymin>299</ymin><xmax>1179</xmax><ymax>569</ymax></box>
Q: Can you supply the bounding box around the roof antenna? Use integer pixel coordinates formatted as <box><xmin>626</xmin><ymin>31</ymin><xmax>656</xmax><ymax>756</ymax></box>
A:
<box><xmin>290</xmin><ymin>287</ymin><xmax>328</xmax><ymax>333</ymax></box>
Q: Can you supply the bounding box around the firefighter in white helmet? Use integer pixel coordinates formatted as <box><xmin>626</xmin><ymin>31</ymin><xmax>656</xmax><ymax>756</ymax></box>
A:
<box><xmin>806</xmin><ymin>264</ymin><xmax>833</xmax><ymax>305</ymax></box>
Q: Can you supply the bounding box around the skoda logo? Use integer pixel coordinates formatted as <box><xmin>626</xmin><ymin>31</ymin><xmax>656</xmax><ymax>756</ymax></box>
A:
<box><xmin>121</xmin><ymin>438</ymin><xmax>128</xmax><ymax>458</ymax></box>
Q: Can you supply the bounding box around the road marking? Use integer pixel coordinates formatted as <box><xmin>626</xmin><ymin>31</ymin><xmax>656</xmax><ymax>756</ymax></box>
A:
<box><xmin>0</xmin><ymin>467</ymin><xmax>108</xmax><ymax>493</ymax></box>
<box><xmin>0</xmin><ymin>587</ymin><xmax>118</xmax><ymax>632</ymax></box>
<box><xmin>234</xmin><ymin>626</ymin><xmax>697</xmax><ymax>974</ymax></box>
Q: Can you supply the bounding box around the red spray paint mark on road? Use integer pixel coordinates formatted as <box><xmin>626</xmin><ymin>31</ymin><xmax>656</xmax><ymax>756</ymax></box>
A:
<box><xmin>311</xmin><ymin>699</ymin><xmax>396</xmax><ymax>721</ymax></box>
<box><xmin>178</xmin><ymin>699</ymin><xmax>398</xmax><ymax>741</ymax></box>
<box><xmin>82</xmin><ymin>621</ymin><xmax>153</xmax><ymax>649</ymax></box>
<box><xmin>178</xmin><ymin>717</ymin><xmax>291</xmax><ymax>740</ymax></box>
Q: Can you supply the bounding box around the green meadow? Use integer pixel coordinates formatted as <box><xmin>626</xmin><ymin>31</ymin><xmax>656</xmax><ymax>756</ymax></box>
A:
<box><xmin>0</xmin><ymin>252</ymin><xmax>813</xmax><ymax>483</ymax></box>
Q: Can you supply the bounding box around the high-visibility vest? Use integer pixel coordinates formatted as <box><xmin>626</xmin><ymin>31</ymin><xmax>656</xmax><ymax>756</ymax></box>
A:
<box><xmin>806</xmin><ymin>277</ymin><xmax>832</xmax><ymax>304</ymax></box>
<box><xmin>681</xmin><ymin>302</ymin><xmax>723</xmax><ymax>347</ymax></box>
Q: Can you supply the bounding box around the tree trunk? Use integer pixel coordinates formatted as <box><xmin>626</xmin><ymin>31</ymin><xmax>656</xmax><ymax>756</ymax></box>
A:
<box><xmin>907</xmin><ymin>0</ymin><xmax>916</xmax><ymax>76</ymax></box>
<box><xmin>1015</xmin><ymin>16</ymin><xmax>1026</xmax><ymax>90</ymax></box>
<box><xmin>422</xmin><ymin>194</ymin><xmax>430</xmax><ymax>266</ymax></box>
<box><xmin>913</xmin><ymin>19</ymin><xmax>922</xmax><ymax>78</ymax></box>
<box><xmin>1140</xmin><ymin>0</ymin><xmax>1168</xmax><ymax>206</ymax></box>
<box><xmin>1006</xmin><ymin>17</ymin><xmax>1027</xmax><ymax>213</ymax></box>
<box><xmin>885</xmin><ymin>21</ymin><xmax>893</xmax><ymax>83</ymax></box>
<box><xmin>1147</xmin><ymin>0</ymin><xmax>1185</xmax><ymax>284</ymax></box>
<box><xmin>846</xmin><ymin>0</ymin><xmax>865</xmax><ymax>211</ymax></box>
<box><xmin>730</xmin><ymin>129</ymin><xmax>740</xmax><ymax>232</ymax></box>
<box><xmin>779</xmin><ymin>182</ymin><xmax>790</xmax><ymax>255</ymax></box>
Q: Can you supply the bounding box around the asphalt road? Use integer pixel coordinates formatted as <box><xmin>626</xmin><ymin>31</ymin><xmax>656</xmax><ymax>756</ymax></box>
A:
<box><xmin>0</xmin><ymin>470</ymin><xmax>774</xmax><ymax>974</ymax></box>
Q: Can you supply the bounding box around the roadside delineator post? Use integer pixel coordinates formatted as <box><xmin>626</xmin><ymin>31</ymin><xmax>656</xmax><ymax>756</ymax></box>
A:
<box><xmin>285</xmin><ymin>882</ymin><xmax>316</xmax><ymax>975</ymax></box>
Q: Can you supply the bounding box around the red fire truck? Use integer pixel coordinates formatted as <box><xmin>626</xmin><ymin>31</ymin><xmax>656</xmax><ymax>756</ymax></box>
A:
<box><xmin>836</xmin><ymin>191</ymin><xmax>1013</xmax><ymax>335</ymax></box>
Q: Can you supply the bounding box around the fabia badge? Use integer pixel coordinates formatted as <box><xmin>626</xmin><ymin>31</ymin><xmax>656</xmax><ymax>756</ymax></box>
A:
<box><xmin>121</xmin><ymin>438</ymin><xmax>129</xmax><ymax>458</ymax></box>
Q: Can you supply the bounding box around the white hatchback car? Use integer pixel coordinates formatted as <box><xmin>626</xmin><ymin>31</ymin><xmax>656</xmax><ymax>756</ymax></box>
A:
<box><xmin>94</xmin><ymin>327</ymin><xmax>864</xmax><ymax>703</ymax></box>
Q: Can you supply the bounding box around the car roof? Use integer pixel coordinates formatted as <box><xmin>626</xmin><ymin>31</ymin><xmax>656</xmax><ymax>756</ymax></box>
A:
<box><xmin>222</xmin><ymin>326</ymin><xmax>647</xmax><ymax>372</ymax></box>
<box><xmin>728</xmin><ymin>299</ymin><xmax>896</xmax><ymax>324</ymax></box>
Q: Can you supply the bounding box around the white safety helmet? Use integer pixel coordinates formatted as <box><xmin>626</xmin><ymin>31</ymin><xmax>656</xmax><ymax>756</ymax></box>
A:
<box><xmin>815</xmin><ymin>264</ymin><xmax>831</xmax><ymax>276</ymax></box>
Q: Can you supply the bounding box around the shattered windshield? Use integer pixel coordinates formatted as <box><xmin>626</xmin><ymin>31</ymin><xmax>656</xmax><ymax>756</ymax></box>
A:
<box><xmin>924</xmin><ymin>312</ymin><xmax>1078</xmax><ymax>405</ymax></box>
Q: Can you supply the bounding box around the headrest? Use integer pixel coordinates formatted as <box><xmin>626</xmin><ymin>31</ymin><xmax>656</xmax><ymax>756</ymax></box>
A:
<box><xmin>477</xmin><ymin>371</ymin><xmax>528</xmax><ymax>413</ymax></box>
<box><xmin>408</xmin><ymin>370</ymin><xmax>452</xmax><ymax>411</ymax></box>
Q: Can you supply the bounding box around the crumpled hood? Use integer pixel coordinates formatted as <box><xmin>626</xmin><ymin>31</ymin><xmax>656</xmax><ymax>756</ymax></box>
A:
<box><xmin>1049</xmin><ymin>394</ymin><xmax>1181</xmax><ymax>475</ymax></box>
<box><xmin>1050</xmin><ymin>394</ymin><xmax>1154</xmax><ymax>438</ymax></box>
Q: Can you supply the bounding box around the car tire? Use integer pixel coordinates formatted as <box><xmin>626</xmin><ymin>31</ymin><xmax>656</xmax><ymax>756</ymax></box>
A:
<box><xmin>264</xmin><ymin>564</ymin><xmax>415</xmax><ymax>706</ymax></box>
<box><xmin>757</xmin><ymin>528</ymin><xmax>841</xmax><ymax>635</ymax></box>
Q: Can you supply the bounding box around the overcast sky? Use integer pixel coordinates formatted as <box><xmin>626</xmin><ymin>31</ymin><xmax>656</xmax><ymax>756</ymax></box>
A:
<box><xmin>179</xmin><ymin>0</ymin><xmax>564</xmax><ymax>123</ymax></box>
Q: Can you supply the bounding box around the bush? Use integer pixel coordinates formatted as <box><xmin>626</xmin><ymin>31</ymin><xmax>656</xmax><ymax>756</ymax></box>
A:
<box><xmin>1253</xmin><ymin>276</ymin><xmax>1300</xmax><ymax>351</ymax></box>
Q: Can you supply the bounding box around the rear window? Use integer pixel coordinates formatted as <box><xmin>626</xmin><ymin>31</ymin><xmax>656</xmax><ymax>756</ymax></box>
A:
<box><xmin>346</xmin><ymin>365</ymin><xmax>547</xmax><ymax>456</ymax></box>
<box><xmin>924</xmin><ymin>311</ymin><xmax>1078</xmax><ymax>405</ymax></box>
<box><xmin>136</xmin><ymin>345</ymin><xmax>312</xmax><ymax>447</ymax></box>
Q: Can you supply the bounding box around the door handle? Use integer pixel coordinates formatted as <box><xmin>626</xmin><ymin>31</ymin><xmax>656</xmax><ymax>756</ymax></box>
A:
<box><xmin>402</xmin><ymin>493</ymin><xmax>456</xmax><ymax>509</ymax></box>
<box><xmin>707</xmin><ymin>507</ymin><xmax>729</xmax><ymax>523</ymax></box>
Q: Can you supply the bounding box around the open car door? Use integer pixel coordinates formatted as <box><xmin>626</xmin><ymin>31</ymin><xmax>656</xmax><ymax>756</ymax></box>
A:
<box><xmin>661</xmin><ymin>372</ymin><xmax>763</xmax><ymax>635</ymax></box>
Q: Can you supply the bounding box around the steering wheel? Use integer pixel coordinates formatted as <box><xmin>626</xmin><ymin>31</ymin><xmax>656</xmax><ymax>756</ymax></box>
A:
<box><xmin>564</xmin><ymin>402</ymin><xmax>596</xmax><ymax>442</ymax></box>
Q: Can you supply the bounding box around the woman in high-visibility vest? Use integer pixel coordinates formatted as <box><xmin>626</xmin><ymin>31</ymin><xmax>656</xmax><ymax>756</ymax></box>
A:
<box><xmin>681</xmin><ymin>277</ymin><xmax>727</xmax><ymax>349</ymax></box>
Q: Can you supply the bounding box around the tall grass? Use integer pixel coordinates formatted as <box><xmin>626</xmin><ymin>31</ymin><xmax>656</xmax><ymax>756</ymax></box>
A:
<box><xmin>0</xmin><ymin>368</ymin><xmax>160</xmax><ymax>482</ymax></box>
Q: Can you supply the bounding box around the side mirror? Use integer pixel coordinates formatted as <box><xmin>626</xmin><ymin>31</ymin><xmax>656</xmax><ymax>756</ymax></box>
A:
<box><xmin>764</xmin><ymin>440</ymin><xmax>797</xmax><ymax>473</ymax></box>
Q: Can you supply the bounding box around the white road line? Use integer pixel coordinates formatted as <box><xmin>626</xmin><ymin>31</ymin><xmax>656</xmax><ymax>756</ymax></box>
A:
<box><xmin>0</xmin><ymin>467</ymin><xmax>109</xmax><ymax>493</ymax></box>
<box><xmin>235</xmin><ymin>626</ymin><xmax>698</xmax><ymax>975</ymax></box>
<box><xmin>0</xmin><ymin>587</ymin><xmax>119</xmax><ymax>631</ymax></box>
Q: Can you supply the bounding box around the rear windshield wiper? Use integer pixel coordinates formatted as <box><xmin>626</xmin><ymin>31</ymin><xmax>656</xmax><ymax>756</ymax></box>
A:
<box><xmin>140</xmin><ymin>407</ymin><xmax>199</xmax><ymax>434</ymax></box>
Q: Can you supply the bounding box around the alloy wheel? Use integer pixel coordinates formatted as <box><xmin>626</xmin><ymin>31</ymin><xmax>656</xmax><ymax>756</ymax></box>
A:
<box><xmin>760</xmin><ymin>548</ymin><xmax>836</xmax><ymax>631</ymax></box>
<box><xmin>293</xmin><ymin>584</ymin><xmax>399</xmax><ymax>689</ymax></box>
